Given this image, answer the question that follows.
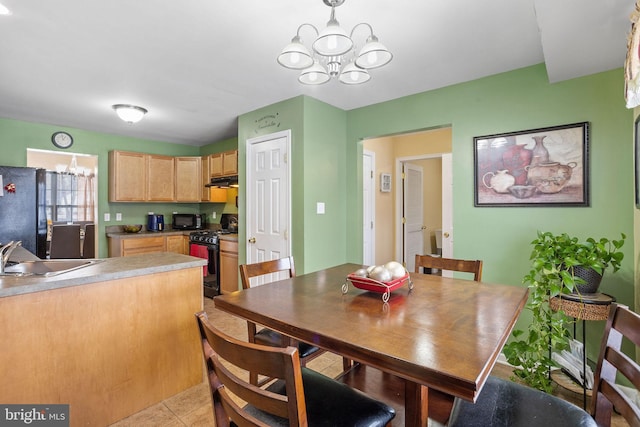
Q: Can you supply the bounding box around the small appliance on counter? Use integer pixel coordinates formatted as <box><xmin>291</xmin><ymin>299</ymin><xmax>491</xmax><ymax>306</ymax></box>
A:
<box><xmin>220</xmin><ymin>213</ymin><xmax>238</xmax><ymax>233</ymax></box>
<box><xmin>147</xmin><ymin>213</ymin><xmax>164</xmax><ymax>232</ymax></box>
<box><xmin>172</xmin><ymin>213</ymin><xmax>205</xmax><ymax>230</ymax></box>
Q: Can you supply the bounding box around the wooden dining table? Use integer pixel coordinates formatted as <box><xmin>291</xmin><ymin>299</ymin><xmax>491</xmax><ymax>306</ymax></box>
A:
<box><xmin>214</xmin><ymin>263</ymin><xmax>529</xmax><ymax>426</ymax></box>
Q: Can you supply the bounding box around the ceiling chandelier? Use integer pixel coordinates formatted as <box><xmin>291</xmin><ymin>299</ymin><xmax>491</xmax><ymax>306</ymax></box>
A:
<box><xmin>277</xmin><ymin>0</ymin><xmax>392</xmax><ymax>85</ymax></box>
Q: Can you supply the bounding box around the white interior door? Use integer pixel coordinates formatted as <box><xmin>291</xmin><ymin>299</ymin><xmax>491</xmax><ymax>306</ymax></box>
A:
<box><xmin>403</xmin><ymin>162</ymin><xmax>424</xmax><ymax>272</ymax></box>
<box><xmin>441</xmin><ymin>153</ymin><xmax>453</xmax><ymax>265</ymax></box>
<box><xmin>246</xmin><ymin>130</ymin><xmax>291</xmax><ymax>285</ymax></box>
<box><xmin>363</xmin><ymin>150</ymin><xmax>375</xmax><ymax>265</ymax></box>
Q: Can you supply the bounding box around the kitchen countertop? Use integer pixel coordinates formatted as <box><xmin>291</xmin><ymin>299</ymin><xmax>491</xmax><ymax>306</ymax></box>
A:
<box><xmin>0</xmin><ymin>251</ymin><xmax>206</xmax><ymax>298</ymax></box>
<box><xmin>106</xmin><ymin>229</ymin><xmax>193</xmax><ymax>238</ymax></box>
<box><xmin>218</xmin><ymin>233</ymin><xmax>238</xmax><ymax>242</ymax></box>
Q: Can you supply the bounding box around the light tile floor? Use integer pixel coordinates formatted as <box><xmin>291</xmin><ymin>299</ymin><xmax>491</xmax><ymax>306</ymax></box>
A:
<box><xmin>110</xmin><ymin>297</ymin><xmax>629</xmax><ymax>427</ymax></box>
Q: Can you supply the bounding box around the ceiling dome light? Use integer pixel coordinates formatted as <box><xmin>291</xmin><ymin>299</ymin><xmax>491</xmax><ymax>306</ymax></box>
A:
<box><xmin>0</xmin><ymin>3</ymin><xmax>11</xmax><ymax>15</ymax></box>
<box><xmin>112</xmin><ymin>104</ymin><xmax>148</xmax><ymax>124</ymax></box>
<box><xmin>277</xmin><ymin>0</ymin><xmax>391</xmax><ymax>85</ymax></box>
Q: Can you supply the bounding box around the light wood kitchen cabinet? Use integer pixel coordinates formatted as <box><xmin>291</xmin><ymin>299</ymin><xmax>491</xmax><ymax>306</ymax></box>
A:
<box><xmin>175</xmin><ymin>156</ymin><xmax>201</xmax><ymax>202</ymax></box>
<box><xmin>219</xmin><ymin>239</ymin><xmax>239</xmax><ymax>294</ymax></box>
<box><xmin>112</xmin><ymin>236</ymin><xmax>166</xmax><ymax>257</ymax></box>
<box><xmin>209</xmin><ymin>150</ymin><xmax>237</xmax><ymax>178</ymax></box>
<box><xmin>209</xmin><ymin>153</ymin><xmax>223</xmax><ymax>177</ymax></box>
<box><xmin>108</xmin><ymin>233</ymin><xmax>192</xmax><ymax>257</ymax></box>
<box><xmin>147</xmin><ymin>154</ymin><xmax>175</xmax><ymax>201</ymax></box>
<box><xmin>222</xmin><ymin>150</ymin><xmax>238</xmax><ymax>175</ymax></box>
<box><xmin>201</xmin><ymin>156</ymin><xmax>227</xmax><ymax>202</ymax></box>
<box><xmin>110</xmin><ymin>150</ymin><xmax>204</xmax><ymax>203</ymax></box>
<box><xmin>166</xmin><ymin>235</ymin><xmax>189</xmax><ymax>255</ymax></box>
<box><xmin>109</xmin><ymin>151</ymin><xmax>147</xmax><ymax>201</ymax></box>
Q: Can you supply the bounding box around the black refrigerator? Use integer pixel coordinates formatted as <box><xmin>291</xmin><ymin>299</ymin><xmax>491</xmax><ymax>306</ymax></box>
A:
<box><xmin>0</xmin><ymin>166</ymin><xmax>48</xmax><ymax>258</ymax></box>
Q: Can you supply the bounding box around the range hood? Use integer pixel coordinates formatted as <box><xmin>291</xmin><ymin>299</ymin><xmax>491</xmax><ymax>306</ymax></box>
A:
<box><xmin>205</xmin><ymin>176</ymin><xmax>238</xmax><ymax>189</ymax></box>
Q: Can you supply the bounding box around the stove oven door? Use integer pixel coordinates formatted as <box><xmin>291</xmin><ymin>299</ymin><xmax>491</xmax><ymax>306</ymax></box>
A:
<box><xmin>189</xmin><ymin>242</ymin><xmax>219</xmax><ymax>297</ymax></box>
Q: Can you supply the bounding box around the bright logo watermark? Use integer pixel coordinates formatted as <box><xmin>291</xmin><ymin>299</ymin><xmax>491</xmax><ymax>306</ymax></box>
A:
<box><xmin>0</xmin><ymin>405</ymin><xmax>68</xmax><ymax>426</ymax></box>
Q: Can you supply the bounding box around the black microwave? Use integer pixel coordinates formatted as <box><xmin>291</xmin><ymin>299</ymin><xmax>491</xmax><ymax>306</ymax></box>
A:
<box><xmin>172</xmin><ymin>213</ymin><xmax>205</xmax><ymax>230</ymax></box>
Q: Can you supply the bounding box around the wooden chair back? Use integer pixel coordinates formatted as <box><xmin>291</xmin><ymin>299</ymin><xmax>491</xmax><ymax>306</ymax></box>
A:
<box><xmin>591</xmin><ymin>303</ymin><xmax>640</xmax><ymax>427</ymax></box>
<box><xmin>195</xmin><ymin>311</ymin><xmax>306</xmax><ymax>427</ymax></box>
<box><xmin>414</xmin><ymin>254</ymin><xmax>483</xmax><ymax>281</ymax></box>
<box><xmin>49</xmin><ymin>224</ymin><xmax>82</xmax><ymax>259</ymax></box>
<box><xmin>239</xmin><ymin>256</ymin><xmax>296</xmax><ymax>290</ymax></box>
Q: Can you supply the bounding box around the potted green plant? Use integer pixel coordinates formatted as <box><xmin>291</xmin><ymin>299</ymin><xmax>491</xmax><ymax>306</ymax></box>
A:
<box><xmin>502</xmin><ymin>231</ymin><xmax>626</xmax><ymax>392</ymax></box>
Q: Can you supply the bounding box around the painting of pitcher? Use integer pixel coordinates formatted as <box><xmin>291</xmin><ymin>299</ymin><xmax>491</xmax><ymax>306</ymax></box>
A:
<box><xmin>473</xmin><ymin>122</ymin><xmax>590</xmax><ymax>207</ymax></box>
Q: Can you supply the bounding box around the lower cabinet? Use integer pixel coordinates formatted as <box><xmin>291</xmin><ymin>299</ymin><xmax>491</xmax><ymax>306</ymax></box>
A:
<box><xmin>108</xmin><ymin>234</ymin><xmax>189</xmax><ymax>257</ymax></box>
<box><xmin>166</xmin><ymin>235</ymin><xmax>189</xmax><ymax>254</ymax></box>
<box><xmin>219</xmin><ymin>239</ymin><xmax>239</xmax><ymax>294</ymax></box>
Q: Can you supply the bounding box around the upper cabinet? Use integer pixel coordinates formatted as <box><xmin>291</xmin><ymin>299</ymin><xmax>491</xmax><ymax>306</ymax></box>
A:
<box><xmin>175</xmin><ymin>157</ymin><xmax>201</xmax><ymax>202</ymax></box>
<box><xmin>109</xmin><ymin>151</ymin><xmax>147</xmax><ymax>201</ymax></box>
<box><xmin>210</xmin><ymin>150</ymin><xmax>238</xmax><ymax>178</ymax></box>
<box><xmin>109</xmin><ymin>150</ymin><xmax>201</xmax><ymax>203</ymax></box>
<box><xmin>147</xmin><ymin>154</ymin><xmax>175</xmax><ymax>202</ymax></box>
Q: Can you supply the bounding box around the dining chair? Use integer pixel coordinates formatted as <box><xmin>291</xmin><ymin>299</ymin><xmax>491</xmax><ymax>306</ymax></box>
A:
<box><xmin>414</xmin><ymin>254</ymin><xmax>483</xmax><ymax>281</ymax></box>
<box><xmin>49</xmin><ymin>224</ymin><xmax>82</xmax><ymax>259</ymax></box>
<box><xmin>82</xmin><ymin>223</ymin><xmax>96</xmax><ymax>258</ymax></box>
<box><xmin>239</xmin><ymin>257</ymin><xmax>326</xmax><ymax>386</ymax></box>
<box><xmin>446</xmin><ymin>306</ymin><xmax>640</xmax><ymax>426</ymax></box>
<box><xmin>195</xmin><ymin>311</ymin><xmax>396</xmax><ymax>427</ymax></box>
<box><xmin>591</xmin><ymin>303</ymin><xmax>640</xmax><ymax>427</ymax></box>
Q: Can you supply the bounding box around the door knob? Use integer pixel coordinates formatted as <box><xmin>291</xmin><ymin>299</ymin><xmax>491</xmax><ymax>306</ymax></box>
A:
<box><xmin>248</xmin><ymin>237</ymin><xmax>256</xmax><ymax>243</ymax></box>
<box><xmin>421</xmin><ymin>226</ymin><xmax>427</xmax><ymax>230</ymax></box>
<box><xmin>443</xmin><ymin>232</ymin><xmax>450</xmax><ymax>238</ymax></box>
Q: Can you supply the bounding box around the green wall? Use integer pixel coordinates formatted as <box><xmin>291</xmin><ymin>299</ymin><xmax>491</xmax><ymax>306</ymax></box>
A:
<box><xmin>0</xmin><ymin>117</ymin><xmax>235</xmax><ymax>257</ymax></box>
<box><xmin>237</xmin><ymin>97</ymin><xmax>306</xmax><ymax>271</ymax></box>
<box><xmin>344</xmin><ymin>64</ymin><xmax>634</xmax><ymax>360</ymax></box>
<box><xmin>237</xmin><ymin>97</ymin><xmax>348</xmax><ymax>274</ymax></box>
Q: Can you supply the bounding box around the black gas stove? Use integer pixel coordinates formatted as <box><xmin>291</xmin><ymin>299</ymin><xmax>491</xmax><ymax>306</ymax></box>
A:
<box><xmin>189</xmin><ymin>230</ymin><xmax>219</xmax><ymax>246</ymax></box>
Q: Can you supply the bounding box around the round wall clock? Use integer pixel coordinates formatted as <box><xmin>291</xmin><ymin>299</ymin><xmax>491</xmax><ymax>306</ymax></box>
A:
<box><xmin>51</xmin><ymin>131</ymin><xmax>73</xmax><ymax>149</ymax></box>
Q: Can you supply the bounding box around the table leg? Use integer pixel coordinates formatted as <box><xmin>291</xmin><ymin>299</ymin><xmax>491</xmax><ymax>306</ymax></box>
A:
<box><xmin>405</xmin><ymin>381</ymin><xmax>428</xmax><ymax>426</ymax></box>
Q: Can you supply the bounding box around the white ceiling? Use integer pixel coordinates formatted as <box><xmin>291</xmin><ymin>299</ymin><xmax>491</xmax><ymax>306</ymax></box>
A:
<box><xmin>0</xmin><ymin>0</ymin><xmax>634</xmax><ymax>147</ymax></box>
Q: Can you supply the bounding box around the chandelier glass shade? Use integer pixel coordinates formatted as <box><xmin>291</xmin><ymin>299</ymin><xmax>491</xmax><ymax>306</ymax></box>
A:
<box><xmin>112</xmin><ymin>104</ymin><xmax>148</xmax><ymax>124</ymax></box>
<box><xmin>277</xmin><ymin>0</ymin><xmax>392</xmax><ymax>85</ymax></box>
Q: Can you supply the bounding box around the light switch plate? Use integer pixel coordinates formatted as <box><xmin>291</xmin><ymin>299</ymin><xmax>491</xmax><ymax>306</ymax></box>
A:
<box><xmin>104</xmin><ymin>213</ymin><xmax>110</xmax><ymax>222</ymax></box>
<box><xmin>317</xmin><ymin>202</ymin><xmax>325</xmax><ymax>214</ymax></box>
<box><xmin>116</xmin><ymin>213</ymin><xmax>122</xmax><ymax>221</ymax></box>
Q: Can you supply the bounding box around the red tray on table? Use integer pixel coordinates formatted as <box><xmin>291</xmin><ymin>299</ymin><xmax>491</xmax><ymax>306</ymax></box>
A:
<box><xmin>342</xmin><ymin>272</ymin><xmax>413</xmax><ymax>302</ymax></box>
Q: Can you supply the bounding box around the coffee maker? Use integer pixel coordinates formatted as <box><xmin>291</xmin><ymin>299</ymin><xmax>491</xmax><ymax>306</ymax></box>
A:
<box><xmin>147</xmin><ymin>213</ymin><xmax>164</xmax><ymax>232</ymax></box>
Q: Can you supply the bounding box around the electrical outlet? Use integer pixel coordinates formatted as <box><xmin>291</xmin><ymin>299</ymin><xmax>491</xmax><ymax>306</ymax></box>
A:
<box><xmin>104</xmin><ymin>213</ymin><xmax>110</xmax><ymax>222</ymax></box>
<box><xmin>212</xmin><ymin>211</ymin><xmax>216</xmax><ymax>219</ymax></box>
<box><xmin>116</xmin><ymin>213</ymin><xmax>122</xmax><ymax>221</ymax></box>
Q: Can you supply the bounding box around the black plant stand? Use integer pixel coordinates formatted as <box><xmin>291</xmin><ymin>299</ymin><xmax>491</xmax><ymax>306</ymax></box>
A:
<box><xmin>549</xmin><ymin>292</ymin><xmax>615</xmax><ymax>410</ymax></box>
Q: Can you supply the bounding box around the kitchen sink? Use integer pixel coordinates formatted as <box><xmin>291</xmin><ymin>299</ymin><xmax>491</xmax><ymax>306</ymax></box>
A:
<box><xmin>2</xmin><ymin>259</ymin><xmax>103</xmax><ymax>277</ymax></box>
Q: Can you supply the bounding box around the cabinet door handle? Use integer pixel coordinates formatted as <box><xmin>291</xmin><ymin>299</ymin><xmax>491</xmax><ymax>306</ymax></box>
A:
<box><xmin>248</xmin><ymin>237</ymin><xmax>256</xmax><ymax>244</ymax></box>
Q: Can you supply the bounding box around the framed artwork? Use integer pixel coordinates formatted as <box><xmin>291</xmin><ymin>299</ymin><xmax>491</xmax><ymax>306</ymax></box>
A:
<box><xmin>380</xmin><ymin>173</ymin><xmax>391</xmax><ymax>192</ymax></box>
<box><xmin>636</xmin><ymin>116</ymin><xmax>640</xmax><ymax>208</ymax></box>
<box><xmin>474</xmin><ymin>122</ymin><xmax>590</xmax><ymax>207</ymax></box>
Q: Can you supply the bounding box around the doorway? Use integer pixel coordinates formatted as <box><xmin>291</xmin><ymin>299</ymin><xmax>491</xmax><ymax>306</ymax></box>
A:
<box><xmin>362</xmin><ymin>127</ymin><xmax>452</xmax><ymax>268</ymax></box>
<box><xmin>245</xmin><ymin>130</ymin><xmax>291</xmax><ymax>283</ymax></box>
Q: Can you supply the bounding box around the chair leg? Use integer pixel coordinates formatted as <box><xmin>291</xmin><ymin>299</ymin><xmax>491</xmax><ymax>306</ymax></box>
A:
<box><xmin>343</xmin><ymin>357</ymin><xmax>354</xmax><ymax>371</ymax></box>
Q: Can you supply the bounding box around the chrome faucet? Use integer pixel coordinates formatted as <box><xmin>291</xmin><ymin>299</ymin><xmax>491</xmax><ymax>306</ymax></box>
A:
<box><xmin>0</xmin><ymin>241</ymin><xmax>21</xmax><ymax>274</ymax></box>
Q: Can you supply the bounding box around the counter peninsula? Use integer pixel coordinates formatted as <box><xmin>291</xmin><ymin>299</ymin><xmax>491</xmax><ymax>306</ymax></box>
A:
<box><xmin>0</xmin><ymin>252</ymin><xmax>207</xmax><ymax>426</ymax></box>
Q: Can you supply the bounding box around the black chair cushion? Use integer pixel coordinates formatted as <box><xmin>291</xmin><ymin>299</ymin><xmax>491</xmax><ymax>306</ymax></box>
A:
<box><xmin>448</xmin><ymin>376</ymin><xmax>597</xmax><ymax>427</ymax></box>
<box><xmin>241</xmin><ymin>367</ymin><xmax>395</xmax><ymax>427</ymax></box>
<box><xmin>255</xmin><ymin>328</ymin><xmax>320</xmax><ymax>359</ymax></box>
